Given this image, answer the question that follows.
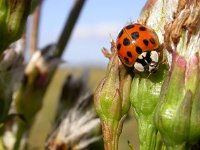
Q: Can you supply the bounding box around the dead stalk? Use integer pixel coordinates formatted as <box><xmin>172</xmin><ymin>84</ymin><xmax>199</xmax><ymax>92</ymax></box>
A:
<box><xmin>30</xmin><ymin>3</ymin><xmax>42</xmax><ymax>56</ymax></box>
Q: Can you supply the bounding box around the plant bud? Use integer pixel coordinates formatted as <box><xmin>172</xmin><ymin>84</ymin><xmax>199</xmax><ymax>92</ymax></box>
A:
<box><xmin>0</xmin><ymin>0</ymin><xmax>31</xmax><ymax>53</ymax></box>
<box><xmin>94</xmin><ymin>47</ymin><xmax>132</xmax><ymax>150</ymax></box>
<box><xmin>154</xmin><ymin>52</ymin><xmax>200</xmax><ymax>149</ymax></box>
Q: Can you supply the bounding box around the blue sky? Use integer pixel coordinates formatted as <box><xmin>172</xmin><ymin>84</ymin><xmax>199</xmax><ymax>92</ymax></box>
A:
<box><xmin>39</xmin><ymin>0</ymin><xmax>146</xmax><ymax>67</ymax></box>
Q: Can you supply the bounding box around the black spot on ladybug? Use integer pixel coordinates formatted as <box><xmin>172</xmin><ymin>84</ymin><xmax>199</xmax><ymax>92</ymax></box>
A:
<box><xmin>139</xmin><ymin>26</ymin><xmax>146</xmax><ymax>31</ymax></box>
<box><xmin>117</xmin><ymin>43</ymin><xmax>121</xmax><ymax>50</ymax></box>
<box><xmin>123</xmin><ymin>38</ymin><xmax>130</xmax><ymax>46</ymax></box>
<box><xmin>150</xmin><ymin>38</ymin><xmax>155</xmax><ymax>44</ymax></box>
<box><xmin>118</xmin><ymin>30</ymin><xmax>123</xmax><ymax>38</ymax></box>
<box><xmin>131</xmin><ymin>32</ymin><xmax>139</xmax><ymax>40</ymax></box>
<box><xmin>124</xmin><ymin>57</ymin><xmax>129</xmax><ymax>63</ymax></box>
<box><xmin>136</xmin><ymin>46</ymin><xmax>142</xmax><ymax>54</ymax></box>
<box><xmin>143</xmin><ymin>39</ymin><xmax>149</xmax><ymax>46</ymax></box>
<box><xmin>127</xmin><ymin>51</ymin><xmax>132</xmax><ymax>58</ymax></box>
<box><xmin>126</xmin><ymin>24</ymin><xmax>135</xmax><ymax>29</ymax></box>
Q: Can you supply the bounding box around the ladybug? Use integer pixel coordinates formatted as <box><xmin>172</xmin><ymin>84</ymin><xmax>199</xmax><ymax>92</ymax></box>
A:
<box><xmin>116</xmin><ymin>23</ymin><xmax>161</xmax><ymax>73</ymax></box>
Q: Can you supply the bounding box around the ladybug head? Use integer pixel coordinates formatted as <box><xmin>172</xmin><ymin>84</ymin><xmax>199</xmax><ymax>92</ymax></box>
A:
<box><xmin>134</xmin><ymin>51</ymin><xmax>159</xmax><ymax>73</ymax></box>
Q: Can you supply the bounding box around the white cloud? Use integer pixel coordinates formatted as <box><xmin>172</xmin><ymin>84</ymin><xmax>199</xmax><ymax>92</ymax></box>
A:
<box><xmin>73</xmin><ymin>22</ymin><xmax>123</xmax><ymax>39</ymax></box>
<box><xmin>39</xmin><ymin>22</ymin><xmax>124</xmax><ymax>48</ymax></box>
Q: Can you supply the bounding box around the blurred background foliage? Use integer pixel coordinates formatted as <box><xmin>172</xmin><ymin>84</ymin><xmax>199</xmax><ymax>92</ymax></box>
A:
<box><xmin>0</xmin><ymin>0</ymin><xmax>145</xmax><ymax>150</ymax></box>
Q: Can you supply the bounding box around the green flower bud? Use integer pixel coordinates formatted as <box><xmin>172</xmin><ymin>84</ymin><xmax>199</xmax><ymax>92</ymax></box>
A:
<box><xmin>189</xmin><ymin>56</ymin><xmax>200</xmax><ymax>142</ymax></box>
<box><xmin>94</xmin><ymin>47</ymin><xmax>132</xmax><ymax>150</ymax></box>
<box><xmin>154</xmin><ymin>52</ymin><xmax>200</xmax><ymax>149</ymax></box>
<box><xmin>0</xmin><ymin>0</ymin><xmax>31</xmax><ymax>52</ymax></box>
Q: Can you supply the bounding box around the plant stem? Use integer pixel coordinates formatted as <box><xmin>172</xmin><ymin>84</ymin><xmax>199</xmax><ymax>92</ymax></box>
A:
<box><xmin>13</xmin><ymin>121</ymin><xmax>26</xmax><ymax>150</ymax></box>
<box><xmin>138</xmin><ymin>117</ymin><xmax>157</xmax><ymax>150</ymax></box>
<box><xmin>56</xmin><ymin>0</ymin><xmax>86</xmax><ymax>57</ymax></box>
<box><xmin>30</xmin><ymin>2</ymin><xmax>42</xmax><ymax>56</ymax></box>
<box><xmin>102</xmin><ymin>122</ymin><xmax>119</xmax><ymax>150</ymax></box>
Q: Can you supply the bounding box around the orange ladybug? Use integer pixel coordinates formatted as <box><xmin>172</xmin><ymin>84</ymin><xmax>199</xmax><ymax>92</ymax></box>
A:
<box><xmin>116</xmin><ymin>23</ymin><xmax>161</xmax><ymax>73</ymax></box>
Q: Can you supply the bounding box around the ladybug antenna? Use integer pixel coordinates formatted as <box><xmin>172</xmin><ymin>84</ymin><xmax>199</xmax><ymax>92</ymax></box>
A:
<box><xmin>128</xmin><ymin>18</ymin><xmax>134</xmax><ymax>24</ymax></box>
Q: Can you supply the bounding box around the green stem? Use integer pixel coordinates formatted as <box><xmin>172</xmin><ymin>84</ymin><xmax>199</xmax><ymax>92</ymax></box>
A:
<box><xmin>103</xmin><ymin>122</ymin><xmax>120</xmax><ymax>150</ymax></box>
<box><xmin>13</xmin><ymin>121</ymin><xmax>26</xmax><ymax>150</ymax></box>
<box><xmin>138</xmin><ymin>116</ymin><xmax>157</xmax><ymax>150</ymax></box>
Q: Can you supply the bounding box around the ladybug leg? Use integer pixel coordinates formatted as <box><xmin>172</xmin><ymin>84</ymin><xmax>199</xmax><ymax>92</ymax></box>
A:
<box><xmin>157</xmin><ymin>43</ymin><xmax>165</xmax><ymax>52</ymax></box>
<box><xmin>147</xmin><ymin>55</ymin><xmax>169</xmax><ymax>79</ymax></box>
<box><xmin>147</xmin><ymin>71</ymin><xmax>153</xmax><ymax>79</ymax></box>
<box><xmin>125</xmin><ymin>66</ymin><xmax>135</xmax><ymax>78</ymax></box>
<box><xmin>146</xmin><ymin>62</ymin><xmax>159</xmax><ymax>78</ymax></box>
<box><xmin>158</xmin><ymin>50</ymin><xmax>169</xmax><ymax>67</ymax></box>
<box><xmin>159</xmin><ymin>59</ymin><xmax>169</xmax><ymax>68</ymax></box>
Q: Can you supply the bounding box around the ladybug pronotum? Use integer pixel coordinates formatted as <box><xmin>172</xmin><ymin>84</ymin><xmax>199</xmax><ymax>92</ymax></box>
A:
<box><xmin>116</xmin><ymin>23</ymin><xmax>161</xmax><ymax>73</ymax></box>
